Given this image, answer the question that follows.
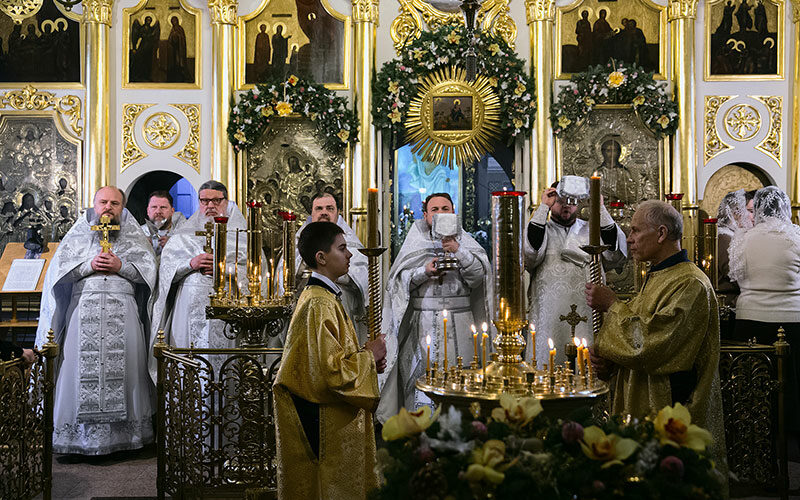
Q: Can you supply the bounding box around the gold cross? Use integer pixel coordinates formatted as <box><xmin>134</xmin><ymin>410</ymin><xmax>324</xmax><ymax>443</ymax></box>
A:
<box><xmin>195</xmin><ymin>221</ymin><xmax>214</xmax><ymax>254</ymax></box>
<box><xmin>559</xmin><ymin>304</ymin><xmax>588</xmax><ymax>339</ymax></box>
<box><xmin>91</xmin><ymin>214</ymin><xmax>120</xmax><ymax>253</ymax></box>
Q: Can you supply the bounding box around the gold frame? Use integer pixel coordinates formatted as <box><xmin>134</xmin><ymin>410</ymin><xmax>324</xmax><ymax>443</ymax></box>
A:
<box><xmin>121</xmin><ymin>0</ymin><xmax>203</xmax><ymax>89</ymax></box>
<box><xmin>404</xmin><ymin>66</ymin><xmax>501</xmax><ymax>167</ymax></box>
<box><xmin>555</xmin><ymin>0</ymin><xmax>668</xmax><ymax>80</ymax></box>
<box><xmin>704</xmin><ymin>0</ymin><xmax>785</xmax><ymax>81</ymax></box>
<box><xmin>0</xmin><ymin>5</ymin><xmax>85</xmax><ymax>89</ymax></box>
<box><xmin>236</xmin><ymin>0</ymin><xmax>351</xmax><ymax>91</ymax></box>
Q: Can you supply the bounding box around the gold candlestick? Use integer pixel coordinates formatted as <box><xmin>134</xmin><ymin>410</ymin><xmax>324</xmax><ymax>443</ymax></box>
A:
<box><xmin>280</xmin><ymin>211</ymin><xmax>297</xmax><ymax>297</ymax></box>
<box><xmin>246</xmin><ymin>201</ymin><xmax>263</xmax><ymax>305</ymax></box>
<box><xmin>212</xmin><ymin>216</ymin><xmax>229</xmax><ymax>300</ymax></box>
<box><xmin>367</xmin><ymin>187</ymin><xmax>379</xmax><ymax>248</ymax></box>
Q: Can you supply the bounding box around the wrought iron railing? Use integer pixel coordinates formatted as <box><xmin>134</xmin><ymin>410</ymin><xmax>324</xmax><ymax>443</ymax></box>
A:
<box><xmin>0</xmin><ymin>336</ymin><xmax>58</xmax><ymax>500</ymax></box>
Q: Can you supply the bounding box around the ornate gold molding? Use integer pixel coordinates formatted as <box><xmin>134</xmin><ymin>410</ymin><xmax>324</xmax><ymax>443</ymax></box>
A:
<box><xmin>82</xmin><ymin>0</ymin><xmax>113</xmax><ymax>25</ymax></box>
<box><xmin>0</xmin><ymin>0</ymin><xmax>44</xmax><ymax>25</ymax></box>
<box><xmin>755</xmin><ymin>95</ymin><xmax>782</xmax><ymax>166</ymax></box>
<box><xmin>704</xmin><ymin>95</ymin><xmax>733</xmax><ymax>164</ymax></box>
<box><xmin>667</xmin><ymin>0</ymin><xmax>697</xmax><ymax>20</ymax></box>
<box><xmin>352</xmin><ymin>0</ymin><xmax>378</xmax><ymax>23</ymax></box>
<box><xmin>525</xmin><ymin>0</ymin><xmax>555</xmax><ymax>23</ymax></box>
<box><xmin>0</xmin><ymin>85</ymin><xmax>82</xmax><ymax>136</ymax></box>
<box><xmin>208</xmin><ymin>0</ymin><xmax>237</xmax><ymax>25</ymax></box>
<box><xmin>391</xmin><ymin>0</ymin><xmax>516</xmax><ymax>52</ymax></box>
<box><xmin>172</xmin><ymin>104</ymin><xmax>201</xmax><ymax>172</ymax></box>
<box><xmin>724</xmin><ymin>104</ymin><xmax>761</xmax><ymax>141</ymax></box>
<box><xmin>792</xmin><ymin>0</ymin><xmax>800</xmax><ymax>23</ymax></box>
<box><xmin>142</xmin><ymin>112</ymin><xmax>180</xmax><ymax>150</ymax></box>
<box><xmin>121</xmin><ymin>103</ymin><xmax>154</xmax><ymax>172</ymax></box>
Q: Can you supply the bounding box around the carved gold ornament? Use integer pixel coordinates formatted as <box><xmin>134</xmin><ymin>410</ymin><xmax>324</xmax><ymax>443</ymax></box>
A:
<box><xmin>172</xmin><ymin>104</ymin><xmax>201</xmax><ymax>172</ymax></box>
<box><xmin>391</xmin><ymin>0</ymin><xmax>516</xmax><ymax>52</ymax></box>
<box><xmin>83</xmin><ymin>0</ymin><xmax>113</xmax><ymax>25</ymax></box>
<box><xmin>525</xmin><ymin>0</ymin><xmax>555</xmax><ymax>23</ymax></box>
<box><xmin>0</xmin><ymin>85</ymin><xmax>82</xmax><ymax>136</ymax></box>
<box><xmin>723</xmin><ymin>104</ymin><xmax>761</xmax><ymax>141</ymax></box>
<box><xmin>352</xmin><ymin>0</ymin><xmax>379</xmax><ymax>23</ymax></box>
<box><xmin>142</xmin><ymin>112</ymin><xmax>180</xmax><ymax>149</ymax></box>
<box><xmin>208</xmin><ymin>0</ymin><xmax>237</xmax><ymax>24</ymax></box>
<box><xmin>0</xmin><ymin>0</ymin><xmax>43</xmax><ymax>24</ymax></box>
<box><xmin>755</xmin><ymin>95</ymin><xmax>782</xmax><ymax>165</ymax></box>
<box><xmin>703</xmin><ymin>96</ymin><xmax>733</xmax><ymax>164</ymax></box>
<box><xmin>667</xmin><ymin>0</ymin><xmax>698</xmax><ymax>20</ymax></box>
<box><xmin>404</xmin><ymin>66</ymin><xmax>500</xmax><ymax>166</ymax></box>
<box><xmin>792</xmin><ymin>0</ymin><xmax>799</xmax><ymax>22</ymax></box>
<box><xmin>121</xmin><ymin>103</ymin><xmax>155</xmax><ymax>172</ymax></box>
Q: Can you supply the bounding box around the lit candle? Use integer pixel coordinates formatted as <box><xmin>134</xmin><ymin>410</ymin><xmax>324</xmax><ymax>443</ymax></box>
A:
<box><xmin>582</xmin><ymin>338</ymin><xmax>591</xmax><ymax>379</ymax></box>
<box><xmin>367</xmin><ymin>187</ymin><xmax>379</xmax><ymax>248</ymax></box>
<box><xmin>589</xmin><ymin>175</ymin><xmax>601</xmax><ymax>246</ymax></box>
<box><xmin>442</xmin><ymin>309</ymin><xmax>448</xmax><ymax>371</ymax></box>
<box><xmin>575</xmin><ymin>337</ymin><xmax>584</xmax><ymax>379</ymax></box>
<box><xmin>529</xmin><ymin>323</ymin><xmax>536</xmax><ymax>368</ymax></box>
<box><xmin>548</xmin><ymin>338</ymin><xmax>555</xmax><ymax>378</ymax></box>
<box><xmin>426</xmin><ymin>334</ymin><xmax>431</xmax><ymax>374</ymax></box>
<box><xmin>482</xmin><ymin>332</ymin><xmax>488</xmax><ymax>379</ymax></box>
<box><xmin>481</xmin><ymin>322</ymin><xmax>489</xmax><ymax>356</ymax></box>
<box><xmin>471</xmin><ymin>324</ymin><xmax>478</xmax><ymax>357</ymax></box>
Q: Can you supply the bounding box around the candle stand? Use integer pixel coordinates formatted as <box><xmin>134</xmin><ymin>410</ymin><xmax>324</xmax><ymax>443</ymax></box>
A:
<box><xmin>358</xmin><ymin>247</ymin><xmax>387</xmax><ymax>341</ymax></box>
<box><xmin>579</xmin><ymin>244</ymin><xmax>610</xmax><ymax>336</ymax></box>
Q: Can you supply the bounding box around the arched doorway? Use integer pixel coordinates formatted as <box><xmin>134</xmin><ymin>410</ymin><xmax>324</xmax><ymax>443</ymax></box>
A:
<box><xmin>126</xmin><ymin>171</ymin><xmax>198</xmax><ymax>224</ymax></box>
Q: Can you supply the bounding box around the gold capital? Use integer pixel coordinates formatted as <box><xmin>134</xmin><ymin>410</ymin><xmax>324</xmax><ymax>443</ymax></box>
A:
<box><xmin>82</xmin><ymin>0</ymin><xmax>113</xmax><ymax>25</ymax></box>
<box><xmin>667</xmin><ymin>0</ymin><xmax>698</xmax><ymax>21</ymax></box>
<box><xmin>525</xmin><ymin>0</ymin><xmax>555</xmax><ymax>24</ymax></box>
<box><xmin>792</xmin><ymin>0</ymin><xmax>800</xmax><ymax>23</ymax></box>
<box><xmin>209</xmin><ymin>0</ymin><xmax>238</xmax><ymax>25</ymax></box>
<box><xmin>352</xmin><ymin>0</ymin><xmax>379</xmax><ymax>23</ymax></box>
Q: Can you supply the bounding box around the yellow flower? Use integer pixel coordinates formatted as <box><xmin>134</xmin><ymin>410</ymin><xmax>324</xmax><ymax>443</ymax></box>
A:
<box><xmin>558</xmin><ymin>115</ymin><xmax>572</xmax><ymax>128</ymax></box>
<box><xmin>233</xmin><ymin>129</ymin><xmax>246</xmax><ymax>142</ymax></box>
<box><xmin>632</xmin><ymin>95</ymin><xmax>645</xmax><ymax>106</ymax></box>
<box><xmin>584</xmin><ymin>97</ymin><xmax>595</xmax><ymax>107</ymax></box>
<box><xmin>413</xmin><ymin>48</ymin><xmax>426</xmax><ymax>60</ymax></box>
<box><xmin>488</xmin><ymin>43</ymin><xmax>500</xmax><ymax>56</ymax></box>
<box><xmin>580</xmin><ymin>426</ymin><xmax>638</xmax><ymax>468</ymax></box>
<box><xmin>389</xmin><ymin>109</ymin><xmax>402</xmax><ymax>123</ymax></box>
<box><xmin>491</xmin><ymin>393</ymin><xmax>542</xmax><ymax>426</ymax></box>
<box><xmin>309</xmin><ymin>112</ymin><xmax>318</xmax><ymax>121</ymax></box>
<box><xmin>607</xmin><ymin>71</ymin><xmax>626</xmax><ymax>88</ymax></box>
<box><xmin>464</xmin><ymin>439</ymin><xmax>507</xmax><ymax>485</ymax></box>
<box><xmin>276</xmin><ymin>101</ymin><xmax>293</xmax><ymax>116</ymax></box>
<box><xmin>261</xmin><ymin>106</ymin><xmax>274</xmax><ymax>117</ymax></box>
<box><xmin>287</xmin><ymin>74</ymin><xmax>299</xmax><ymax>86</ymax></box>
<box><xmin>382</xmin><ymin>405</ymin><xmax>439</xmax><ymax>441</ymax></box>
<box><xmin>387</xmin><ymin>80</ymin><xmax>400</xmax><ymax>94</ymax></box>
<box><xmin>513</xmin><ymin>118</ymin><xmax>523</xmax><ymax>129</ymax></box>
<box><xmin>653</xmin><ymin>403</ymin><xmax>713</xmax><ymax>452</ymax></box>
<box><xmin>337</xmin><ymin>129</ymin><xmax>350</xmax><ymax>142</ymax></box>
<box><xmin>656</xmin><ymin>115</ymin><xmax>670</xmax><ymax>129</ymax></box>
<box><xmin>489</xmin><ymin>76</ymin><xmax>499</xmax><ymax>87</ymax></box>
<box><xmin>446</xmin><ymin>32</ymin><xmax>461</xmax><ymax>44</ymax></box>
<box><xmin>514</xmin><ymin>83</ymin><xmax>526</xmax><ymax>96</ymax></box>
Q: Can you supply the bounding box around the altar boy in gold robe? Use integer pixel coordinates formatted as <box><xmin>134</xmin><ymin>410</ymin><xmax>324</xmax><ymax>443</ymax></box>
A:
<box><xmin>274</xmin><ymin>221</ymin><xmax>387</xmax><ymax>500</ymax></box>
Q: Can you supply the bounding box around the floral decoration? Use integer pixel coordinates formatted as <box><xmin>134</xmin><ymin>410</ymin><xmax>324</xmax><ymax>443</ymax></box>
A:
<box><xmin>373</xmin><ymin>25</ymin><xmax>536</xmax><ymax>142</ymax></box>
<box><xmin>371</xmin><ymin>400</ymin><xmax>724</xmax><ymax>500</ymax></box>
<box><xmin>550</xmin><ymin>61</ymin><xmax>679</xmax><ymax>138</ymax></box>
<box><xmin>227</xmin><ymin>75</ymin><xmax>358</xmax><ymax>154</ymax></box>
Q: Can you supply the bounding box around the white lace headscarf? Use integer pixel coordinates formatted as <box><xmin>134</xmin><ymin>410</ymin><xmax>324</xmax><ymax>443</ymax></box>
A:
<box><xmin>716</xmin><ymin>189</ymin><xmax>752</xmax><ymax>237</ymax></box>
<box><xmin>729</xmin><ymin>186</ymin><xmax>800</xmax><ymax>283</ymax></box>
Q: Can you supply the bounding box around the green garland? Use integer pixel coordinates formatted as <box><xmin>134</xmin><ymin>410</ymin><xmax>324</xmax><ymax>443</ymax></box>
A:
<box><xmin>373</xmin><ymin>26</ymin><xmax>536</xmax><ymax>142</ymax></box>
<box><xmin>227</xmin><ymin>75</ymin><xmax>358</xmax><ymax>154</ymax></box>
<box><xmin>550</xmin><ymin>62</ymin><xmax>678</xmax><ymax>138</ymax></box>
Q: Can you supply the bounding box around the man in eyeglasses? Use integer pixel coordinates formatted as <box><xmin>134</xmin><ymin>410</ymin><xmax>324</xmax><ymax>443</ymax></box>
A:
<box><xmin>148</xmin><ymin>181</ymin><xmax>248</xmax><ymax>379</ymax></box>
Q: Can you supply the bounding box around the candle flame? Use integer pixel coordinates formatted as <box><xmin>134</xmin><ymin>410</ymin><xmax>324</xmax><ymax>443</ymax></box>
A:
<box><xmin>426</xmin><ymin>334</ymin><xmax>431</xmax><ymax>346</ymax></box>
<box><xmin>548</xmin><ymin>338</ymin><xmax>554</xmax><ymax>350</ymax></box>
<box><xmin>471</xmin><ymin>324</ymin><xmax>477</xmax><ymax>333</ymax></box>
<box><xmin>574</xmin><ymin>337</ymin><xmax>581</xmax><ymax>347</ymax></box>
<box><xmin>529</xmin><ymin>323</ymin><xmax>535</xmax><ymax>331</ymax></box>
<box><xmin>443</xmin><ymin>309</ymin><xmax>448</xmax><ymax>318</ymax></box>
<box><xmin>481</xmin><ymin>322</ymin><xmax>488</xmax><ymax>332</ymax></box>
<box><xmin>581</xmin><ymin>338</ymin><xmax>588</xmax><ymax>348</ymax></box>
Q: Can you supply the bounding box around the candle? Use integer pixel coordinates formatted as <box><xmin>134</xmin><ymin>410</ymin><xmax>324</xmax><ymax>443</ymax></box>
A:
<box><xmin>481</xmin><ymin>322</ymin><xmax>489</xmax><ymax>355</ymax></box>
<box><xmin>590</xmin><ymin>175</ymin><xmax>601</xmax><ymax>246</ymax></box>
<box><xmin>548</xmin><ymin>338</ymin><xmax>555</xmax><ymax>378</ymax></box>
<box><xmin>367</xmin><ymin>187</ymin><xmax>379</xmax><ymax>248</ymax></box>
<box><xmin>426</xmin><ymin>334</ymin><xmax>431</xmax><ymax>374</ymax></box>
<box><xmin>575</xmin><ymin>337</ymin><xmax>584</xmax><ymax>378</ymax></box>
<box><xmin>471</xmin><ymin>324</ymin><xmax>478</xmax><ymax>357</ymax></box>
<box><xmin>529</xmin><ymin>323</ymin><xmax>536</xmax><ymax>367</ymax></box>
<box><xmin>442</xmin><ymin>309</ymin><xmax>448</xmax><ymax>371</ymax></box>
<box><xmin>482</xmin><ymin>332</ymin><xmax>488</xmax><ymax>379</ymax></box>
<box><xmin>582</xmin><ymin>338</ymin><xmax>591</xmax><ymax>379</ymax></box>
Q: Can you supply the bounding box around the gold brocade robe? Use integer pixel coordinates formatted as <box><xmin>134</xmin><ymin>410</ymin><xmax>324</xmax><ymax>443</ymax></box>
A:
<box><xmin>274</xmin><ymin>285</ymin><xmax>380</xmax><ymax>500</ymax></box>
<box><xmin>596</xmin><ymin>261</ymin><xmax>727</xmax><ymax>469</ymax></box>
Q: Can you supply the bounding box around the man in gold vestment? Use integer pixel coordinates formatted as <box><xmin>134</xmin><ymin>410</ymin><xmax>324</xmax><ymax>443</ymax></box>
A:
<box><xmin>274</xmin><ymin>221</ymin><xmax>387</xmax><ymax>499</ymax></box>
<box><xmin>585</xmin><ymin>200</ymin><xmax>727</xmax><ymax>473</ymax></box>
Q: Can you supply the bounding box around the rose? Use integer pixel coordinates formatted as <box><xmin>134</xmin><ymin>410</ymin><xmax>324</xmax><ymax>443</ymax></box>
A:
<box><xmin>382</xmin><ymin>406</ymin><xmax>440</xmax><ymax>441</ymax></box>
<box><xmin>653</xmin><ymin>403</ymin><xmax>712</xmax><ymax>451</ymax></box>
<box><xmin>276</xmin><ymin>101</ymin><xmax>293</xmax><ymax>116</ymax></box>
<box><xmin>471</xmin><ymin>420</ymin><xmax>488</xmax><ymax>438</ymax></box>
<box><xmin>579</xmin><ymin>426</ymin><xmax>638</xmax><ymax>468</ymax></box>
<box><xmin>659</xmin><ymin>456</ymin><xmax>685</xmax><ymax>478</ymax></box>
<box><xmin>561</xmin><ymin>421</ymin><xmax>584</xmax><ymax>444</ymax></box>
<box><xmin>656</xmin><ymin>115</ymin><xmax>670</xmax><ymax>129</ymax></box>
<box><xmin>607</xmin><ymin>71</ymin><xmax>626</xmax><ymax>88</ymax></box>
<box><xmin>632</xmin><ymin>95</ymin><xmax>645</xmax><ymax>106</ymax></box>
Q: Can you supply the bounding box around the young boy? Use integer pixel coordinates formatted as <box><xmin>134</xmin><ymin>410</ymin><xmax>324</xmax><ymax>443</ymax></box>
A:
<box><xmin>274</xmin><ymin>221</ymin><xmax>387</xmax><ymax>499</ymax></box>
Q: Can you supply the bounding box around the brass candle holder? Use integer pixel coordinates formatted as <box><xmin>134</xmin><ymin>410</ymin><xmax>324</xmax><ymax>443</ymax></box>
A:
<box><xmin>246</xmin><ymin>201</ymin><xmax>263</xmax><ymax>306</ymax></box>
<box><xmin>359</xmin><ymin>188</ymin><xmax>386</xmax><ymax>342</ymax></box>
<box><xmin>701</xmin><ymin>218</ymin><xmax>718</xmax><ymax>289</ymax></box>
<box><xmin>280</xmin><ymin>211</ymin><xmax>298</xmax><ymax>298</ymax></box>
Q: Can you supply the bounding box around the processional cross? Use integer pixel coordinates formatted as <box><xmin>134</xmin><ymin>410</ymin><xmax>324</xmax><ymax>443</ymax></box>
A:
<box><xmin>559</xmin><ymin>304</ymin><xmax>588</xmax><ymax>339</ymax></box>
<box><xmin>195</xmin><ymin>220</ymin><xmax>214</xmax><ymax>253</ymax></box>
<box><xmin>91</xmin><ymin>214</ymin><xmax>120</xmax><ymax>253</ymax></box>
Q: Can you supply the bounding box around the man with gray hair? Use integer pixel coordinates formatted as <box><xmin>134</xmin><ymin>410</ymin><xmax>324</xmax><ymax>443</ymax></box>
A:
<box><xmin>585</xmin><ymin>200</ymin><xmax>727</xmax><ymax>481</ymax></box>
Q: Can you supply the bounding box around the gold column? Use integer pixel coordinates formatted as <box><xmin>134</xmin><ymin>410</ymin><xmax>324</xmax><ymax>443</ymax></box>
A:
<box><xmin>350</xmin><ymin>0</ymin><xmax>379</xmax><ymax>241</ymax></box>
<box><xmin>668</xmin><ymin>0</ymin><xmax>698</xmax><ymax>202</ymax></box>
<box><xmin>82</xmin><ymin>0</ymin><xmax>113</xmax><ymax>205</ymax></box>
<box><xmin>525</xmin><ymin>0</ymin><xmax>556</xmax><ymax>205</ymax></box>
<box><xmin>209</xmin><ymin>0</ymin><xmax>239</xmax><ymax>204</ymax></box>
<box><xmin>790</xmin><ymin>1</ymin><xmax>800</xmax><ymax>220</ymax></box>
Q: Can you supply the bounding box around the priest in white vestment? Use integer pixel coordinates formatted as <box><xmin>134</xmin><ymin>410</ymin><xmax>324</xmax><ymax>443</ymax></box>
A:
<box><xmin>149</xmin><ymin>181</ymin><xmax>247</xmax><ymax>379</ymax></box>
<box><xmin>275</xmin><ymin>192</ymin><xmax>369</xmax><ymax>344</ymax></box>
<box><xmin>36</xmin><ymin>186</ymin><xmax>157</xmax><ymax>455</ymax></box>
<box><xmin>140</xmin><ymin>190</ymin><xmax>186</xmax><ymax>256</ymax></box>
<box><xmin>377</xmin><ymin>193</ymin><xmax>492</xmax><ymax>422</ymax></box>
<box><xmin>525</xmin><ymin>184</ymin><xmax>627</xmax><ymax>366</ymax></box>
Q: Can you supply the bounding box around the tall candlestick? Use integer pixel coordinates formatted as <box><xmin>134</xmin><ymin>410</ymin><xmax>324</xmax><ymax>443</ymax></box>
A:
<box><xmin>367</xmin><ymin>187</ymin><xmax>379</xmax><ymax>248</ymax></box>
<box><xmin>548</xmin><ymin>338</ymin><xmax>555</xmax><ymax>378</ymax></box>
<box><xmin>589</xmin><ymin>176</ymin><xmax>601</xmax><ymax>246</ymax></box>
<box><xmin>442</xmin><ymin>309</ymin><xmax>448</xmax><ymax>371</ymax></box>
<box><xmin>246</xmin><ymin>201</ymin><xmax>263</xmax><ymax>302</ymax></box>
<box><xmin>426</xmin><ymin>334</ymin><xmax>431</xmax><ymax>374</ymax></box>
<box><xmin>529</xmin><ymin>323</ymin><xmax>536</xmax><ymax>368</ymax></box>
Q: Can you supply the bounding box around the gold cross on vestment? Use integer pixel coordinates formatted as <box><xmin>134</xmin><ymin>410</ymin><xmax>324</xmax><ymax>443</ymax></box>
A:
<box><xmin>195</xmin><ymin>221</ymin><xmax>214</xmax><ymax>254</ymax></box>
<box><xmin>559</xmin><ymin>304</ymin><xmax>588</xmax><ymax>339</ymax></box>
<box><xmin>91</xmin><ymin>214</ymin><xmax>120</xmax><ymax>253</ymax></box>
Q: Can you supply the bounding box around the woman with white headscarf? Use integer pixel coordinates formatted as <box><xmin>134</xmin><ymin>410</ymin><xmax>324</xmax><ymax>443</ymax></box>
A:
<box><xmin>730</xmin><ymin>186</ymin><xmax>800</xmax><ymax>442</ymax></box>
<box><xmin>717</xmin><ymin>189</ymin><xmax>755</xmax><ymax>292</ymax></box>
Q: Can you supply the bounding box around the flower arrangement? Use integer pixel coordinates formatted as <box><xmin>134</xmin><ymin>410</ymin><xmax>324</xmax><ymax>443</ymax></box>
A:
<box><xmin>371</xmin><ymin>396</ymin><xmax>723</xmax><ymax>500</ymax></box>
<box><xmin>550</xmin><ymin>61</ymin><xmax>679</xmax><ymax>138</ymax></box>
<box><xmin>373</xmin><ymin>25</ymin><xmax>536</xmax><ymax>141</ymax></box>
<box><xmin>227</xmin><ymin>75</ymin><xmax>358</xmax><ymax>154</ymax></box>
